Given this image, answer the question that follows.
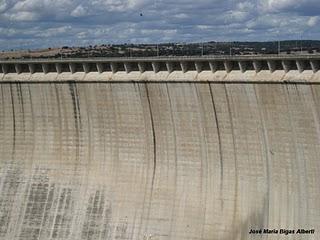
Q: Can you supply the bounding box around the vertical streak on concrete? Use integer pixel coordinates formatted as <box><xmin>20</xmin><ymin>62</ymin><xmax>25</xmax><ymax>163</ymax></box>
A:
<box><xmin>8</xmin><ymin>84</ymin><xmax>32</xmax><ymax>240</ymax></box>
<box><xmin>13</xmin><ymin>85</ymin><xmax>27</xmax><ymax>235</ymax></box>
<box><xmin>16</xmin><ymin>84</ymin><xmax>24</xmax><ymax>140</ymax></box>
<box><xmin>224</xmin><ymin>85</ymin><xmax>238</xmax><ymax>239</ymax></box>
<box><xmin>18</xmin><ymin>85</ymin><xmax>36</xmax><ymax>238</ymax></box>
<box><xmin>165</xmin><ymin>84</ymin><xmax>178</xmax><ymax>240</ymax></box>
<box><xmin>106</xmin><ymin>84</ymin><xmax>120</xmax><ymax>240</ymax></box>
<box><xmin>134</xmin><ymin>83</ymin><xmax>150</xmax><ymax>240</ymax></box>
<box><xmin>139</xmin><ymin>84</ymin><xmax>157</xmax><ymax>239</ymax></box>
<box><xmin>145</xmin><ymin>84</ymin><xmax>156</xmax><ymax>190</ymax></box>
<box><xmin>9</xmin><ymin>85</ymin><xmax>16</xmax><ymax>157</ymax></box>
<box><xmin>283</xmin><ymin>84</ymin><xmax>300</xmax><ymax>230</ymax></box>
<box><xmin>261</xmin><ymin>85</ymin><xmax>291</xmax><ymax>230</ymax></box>
<box><xmin>79</xmin><ymin>83</ymin><xmax>96</xmax><ymax>240</ymax></box>
<box><xmin>309</xmin><ymin>86</ymin><xmax>320</xmax><ymax>231</ymax></box>
<box><xmin>193</xmin><ymin>84</ymin><xmax>210</xmax><ymax>240</ymax></box>
<box><xmin>68</xmin><ymin>83</ymin><xmax>81</xmax><ymax>170</ymax></box>
<box><xmin>286</xmin><ymin>85</ymin><xmax>312</xmax><ymax>230</ymax></box>
<box><xmin>47</xmin><ymin>88</ymin><xmax>63</xmax><ymax>239</ymax></box>
<box><xmin>208</xmin><ymin>83</ymin><xmax>224</xmax><ymax>209</ymax></box>
<box><xmin>253</xmin><ymin>84</ymin><xmax>271</xmax><ymax>228</ymax></box>
<box><xmin>0</xmin><ymin>85</ymin><xmax>4</xmax><ymax>235</ymax></box>
<box><xmin>298</xmin><ymin>85</ymin><xmax>311</xmax><ymax>228</ymax></box>
<box><xmin>0</xmin><ymin>85</ymin><xmax>4</xmax><ymax>158</ymax></box>
<box><xmin>54</xmin><ymin>84</ymin><xmax>63</xmax><ymax>172</ymax></box>
<box><xmin>0</xmin><ymin>85</ymin><xmax>14</xmax><ymax>237</ymax></box>
<box><xmin>48</xmin><ymin>85</ymin><xmax>65</xmax><ymax>240</ymax></box>
<box><xmin>101</xmin><ymin>84</ymin><xmax>119</xmax><ymax>240</ymax></box>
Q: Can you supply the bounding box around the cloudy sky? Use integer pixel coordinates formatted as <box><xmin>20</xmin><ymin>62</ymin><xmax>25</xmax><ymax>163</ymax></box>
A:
<box><xmin>0</xmin><ymin>0</ymin><xmax>319</xmax><ymax>50</ymax></box>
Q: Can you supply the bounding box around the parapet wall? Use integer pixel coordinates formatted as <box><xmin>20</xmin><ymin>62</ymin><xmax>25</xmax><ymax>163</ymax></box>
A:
<box><xmin>1</xmin><ymin>55</ymin><xmax>320</xmax><ymax>82</ymax></box>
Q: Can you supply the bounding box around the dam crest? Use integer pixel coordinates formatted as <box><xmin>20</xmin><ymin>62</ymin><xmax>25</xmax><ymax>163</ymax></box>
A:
<box><xmin>1</xmin><ymin>55</ymin><xmax>320</xmax><ymax>82</ymax></box>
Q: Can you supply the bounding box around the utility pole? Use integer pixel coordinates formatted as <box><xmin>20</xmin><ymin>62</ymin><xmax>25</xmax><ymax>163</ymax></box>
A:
<box><xmin>300</xmin><ymin>33</ymin><xmax>303</xmax><ymax>54</ymax></box>
<box><xmin>278</xmin><ymin>40</ymin><xmax>281</xmax><ymax>55</ymax></box>
<box><xmin>229</xmin><ymin>41</ymin><xmax>233</xmax><ymax>56</ymax></box>
<box><xmin>201</xmin><ymin>41</ymin><xmax>204</xmax><ymax>56</ymax></box>
<box><xmin>157</xmin><ymin>44</ymin><xmax>159</xmax><ymax>57</ymax></box>
<box><xmin>181</xmin><ymin>42</ymin><xmax>184</xmax><ymax>56</ymax></box>
<box><xmin>128</xmin><ymin>41</ymin><xmax>132</xmax><ymax>58</ymax></box>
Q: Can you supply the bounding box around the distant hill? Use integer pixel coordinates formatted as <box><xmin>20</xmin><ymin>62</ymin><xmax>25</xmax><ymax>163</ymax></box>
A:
<box><xmin>1</xmin><ymin>40</ymin><xmax>320</xmax><ymax>59</ymax></box>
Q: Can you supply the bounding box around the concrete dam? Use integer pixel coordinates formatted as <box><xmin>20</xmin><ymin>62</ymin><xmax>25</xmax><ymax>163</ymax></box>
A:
<box><xmin>0</xmin><ymin>55</ymin><xmax>319</xmax><ymax>240</ymax></box>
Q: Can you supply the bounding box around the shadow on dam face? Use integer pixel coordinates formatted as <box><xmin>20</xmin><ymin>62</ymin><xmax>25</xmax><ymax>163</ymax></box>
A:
<box><xmin>0</xmin><ymin>82</ymin><xmax>319</xmax><ymax>240</ymax></box>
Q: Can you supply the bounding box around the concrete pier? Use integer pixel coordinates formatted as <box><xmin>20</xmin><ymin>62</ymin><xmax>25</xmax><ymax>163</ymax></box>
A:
<box><xmin>0</xmin><ymin>55</ymin><xmax>319</xmax><ymax>240</ymax></box>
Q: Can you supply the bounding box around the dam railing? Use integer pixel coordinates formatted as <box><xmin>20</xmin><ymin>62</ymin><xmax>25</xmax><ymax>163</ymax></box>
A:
<box><xmin>1</xmin><ymin>55</ymin><xmax>320</xmax><ymax>82</ymax></box>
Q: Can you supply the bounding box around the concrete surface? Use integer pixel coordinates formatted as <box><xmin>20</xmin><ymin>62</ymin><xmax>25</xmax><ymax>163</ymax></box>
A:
<box><xmin>0</xmin><ymin>80</ymin><xmax>319</xmax><ymax>240</ymax></box>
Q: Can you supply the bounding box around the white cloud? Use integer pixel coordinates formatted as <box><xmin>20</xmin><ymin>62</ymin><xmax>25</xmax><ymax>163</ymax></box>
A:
<box><xmin>261</xmin><ymin>0</ymin><xmax>294</xmax><ymax>12</ymax></box>
<box><xmin>4</xmin><ymin>11</ymin><xmax>39</xmax><ymax>21</ymax></box>
<box><xmin>0</xmin><ymin>1</ymin><xmax>9</xmax><ymax>13</ymax></box>
<box><xmin>36</xmin><ymin>26</ymin><xmax>72</xmax><ymax>37</ymax></box>
<box><xmin>307</xmin><ymin>16</ymin><xmax>318</xmax><ymax>26</ymax></box>
<box><xmin>0</xmin><ymin>27</ymin><xmax>17</xmax><ymax>36</ymax></box>
<box><xmin>260</xmin><ymin>0</ymin><xmax>320</xmax><ymax>15</ymax></box>
<box><xmin>71</xmin><ymin>5</ymin><xmax>87</xmax><ymax>17</ymax></box>
<box><xmin>90</xmin><ymin>0</ymin><xmax>152</xmax><ymax>12</ymax></box>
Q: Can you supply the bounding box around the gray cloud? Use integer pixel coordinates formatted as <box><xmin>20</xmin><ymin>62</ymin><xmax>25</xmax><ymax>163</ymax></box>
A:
<box><xmin>260</xmin><ymin>0</ymin><xmax>320</xmax><ymax>16</ymax></box>
<box><xmin>0</xmin><ymin>0</ymin><xmax>319</xmax><ymax>50</ymax></box>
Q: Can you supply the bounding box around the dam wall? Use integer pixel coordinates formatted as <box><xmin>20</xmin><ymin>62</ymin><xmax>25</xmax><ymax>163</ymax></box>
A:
<box><xmin>0</xmin><ymin>56</ymin><xmax>319</xmax><ymax>240</ymax></box>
